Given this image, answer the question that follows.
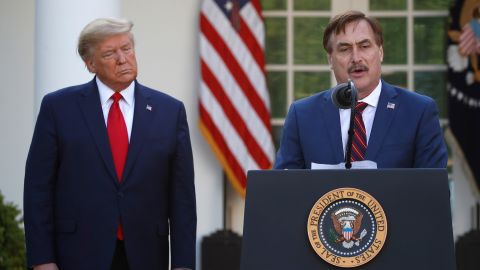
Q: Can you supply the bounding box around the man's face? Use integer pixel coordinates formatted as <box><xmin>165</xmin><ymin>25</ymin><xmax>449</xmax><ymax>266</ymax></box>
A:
<box><xmin>85</xmin><ymin>33</ymin><xmax>138</xmax><ymax>92</ymax></box>
<box><xmin>328</xmin><ymin>20</ymin><xmax>383</xmax><ymax>99</ymax></box>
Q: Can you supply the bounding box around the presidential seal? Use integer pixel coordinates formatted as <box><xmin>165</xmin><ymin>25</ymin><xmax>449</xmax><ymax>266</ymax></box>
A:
<box><xmin>307</xmin><ymin>188</ymin><xmax>387</xmax><ymax>268</ymax></box>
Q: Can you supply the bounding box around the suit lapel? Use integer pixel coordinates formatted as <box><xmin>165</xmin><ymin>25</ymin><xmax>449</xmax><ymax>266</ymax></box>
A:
<box><xmin>77</xmin><ymin>79</ymin><xmax>119</xmax><ymax>185</ymax></box>
<box><xmin>366</xmin><ymin>81</ymin><xmax>399</xmax><ymax>161</ymax></box>
<box><xmin>319</xmin><ymin>91</ymin><xmax>345</xmax><ymax>162</ymax></box>
<box><xmin>122</xmin><ymin>83</ymin><xmax>154</xmax><ymax>182</ymax></box>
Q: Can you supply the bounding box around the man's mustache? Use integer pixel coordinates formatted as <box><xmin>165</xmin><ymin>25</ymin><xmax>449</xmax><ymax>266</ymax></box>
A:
<box><xmin>348</xmin><ymin>64</ymin><xmax>368</xmax><ymax>73</ymax></box>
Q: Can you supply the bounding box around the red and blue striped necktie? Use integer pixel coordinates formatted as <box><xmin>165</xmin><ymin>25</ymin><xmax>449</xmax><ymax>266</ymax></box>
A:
<box><xmin>351</xmin><ymin>102</ymin><xmax>368</xmax><ymax>161</ymax></box>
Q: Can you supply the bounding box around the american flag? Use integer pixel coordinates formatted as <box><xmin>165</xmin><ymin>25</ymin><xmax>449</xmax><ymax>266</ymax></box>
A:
<box><xmin>199</xmin><ymin>0</ymin><xmax>275</xmax><ymax>196</ymax></box>
<box><xmin>459</xmin><ymin>22</ymin><xmax>478</xmax><ymax>56</ymax></box>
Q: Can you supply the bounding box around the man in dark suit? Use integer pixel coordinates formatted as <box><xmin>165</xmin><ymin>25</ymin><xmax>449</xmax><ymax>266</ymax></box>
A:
<box><xmin>24</xmin><ymin>18</ymin><xmax>196</xmax><ymax>270</ymax></box>
<box><xmin>274</xmin><ymin>10</ymin><xmax>447</xmax><ymax>169</ymax></box>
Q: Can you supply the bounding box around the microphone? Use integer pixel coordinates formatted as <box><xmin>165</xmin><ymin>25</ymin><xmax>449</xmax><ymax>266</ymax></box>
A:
<box><xmin>331</xmin><ymin>79</ymin><xmax>357</xmax><ymax>109</ymax></box>
<box><xmin>331</xmin><ymin>79</ymin><xmax>358</xmax><ymax>169</ymax></box>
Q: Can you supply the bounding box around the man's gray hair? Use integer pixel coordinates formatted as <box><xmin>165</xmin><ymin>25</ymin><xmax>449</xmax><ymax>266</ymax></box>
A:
<box><xmin>77</xmin><ymin>17</ymin><xmax>134</xmax><ymax>61</ymax></box>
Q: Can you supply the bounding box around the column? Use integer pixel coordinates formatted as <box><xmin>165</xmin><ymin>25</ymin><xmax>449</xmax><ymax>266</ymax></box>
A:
<box><xmin>35</xmin><ymin>0</ymin><xmax>121</xmax><ymax>111</ymax></box>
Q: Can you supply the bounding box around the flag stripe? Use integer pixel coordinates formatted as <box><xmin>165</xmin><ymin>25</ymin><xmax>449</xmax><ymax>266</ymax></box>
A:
<box><xmin>201</xmin><ymin>1</ymin><xmax>270</xmax><ymax>110</ymax></box>
<box><xmin>200</xmin><ymin>13</ymin><xmax>270</xmax><ymax>126</ymax></box>
<box><xmin>249</xmin><ymin>0</ymin><xmax>262</xmax><ymax>16</ymax></box>
<box><xmin>238</xmin><ymin>17</ymin><xmax>266</xmax><ymax>73</ymax></box>
<box><xmin>202</xmin><ymin>0</ymin><xmax>265</xmax><ymax>82</ymax></box>
<box><xmin>200</xmin><ymin>0</ymin><xmax>274</xmax><ymax>194</ymax></box>
<box><xmin>201</xmin><ymin>61</ymin><xmax>272</xmax><ymax>168</ymax></box>
<box><xmin>459</xmin><ymin>24</ymin><xmax>476</xmax><ymax>55</ymax></box>
<box><xmin>201</xmin><ymin>15</ymin><xmax>271</xmax><ymax>130</ymax></box>
<box><xmin>199</xmin><ymin>104</ymin><xmax>247</xmax><ymax>189</ymax></box>
<box><xmin>200</xmin><ymin>34</ymin><xmax>274</xmax><ymax>160</ymax></box>
<box><xmin>200</xmin><ymin>82</ymin><xmax>260</xmax><ymax>172</ymax></box>
<box><xmin>240</xmin><ymin>2</ymin><xmax>265</xmax><ymax>49</ymax></box>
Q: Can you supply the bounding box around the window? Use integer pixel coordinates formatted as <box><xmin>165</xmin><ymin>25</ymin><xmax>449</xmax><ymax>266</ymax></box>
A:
<box><xmin>371</xmin><ymin>0</ymin><xmax>451</xmax><ymax>119</ymax></box>
<box><xmin>263</xmin><ymin>0</ymin><xmax>333</xmax><ymax>149</ymax></box>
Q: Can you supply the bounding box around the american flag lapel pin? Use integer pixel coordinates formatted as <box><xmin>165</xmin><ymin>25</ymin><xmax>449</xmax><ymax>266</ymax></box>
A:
<box><xmin>387</xmin><ymin>102</ymin><xmax>395</xmax><ymax>109</ymax></box>
<box><xmin>146</xmin><ymin>105</ymin><xmax>152</xmax><ymax>111</ymax></box>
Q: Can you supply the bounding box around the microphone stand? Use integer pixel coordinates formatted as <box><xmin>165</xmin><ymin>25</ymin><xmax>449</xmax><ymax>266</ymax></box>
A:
<box><xmin>344</xmin><ymin>80</ymin><xmax>357</xmax><ymax>169</ymax></box>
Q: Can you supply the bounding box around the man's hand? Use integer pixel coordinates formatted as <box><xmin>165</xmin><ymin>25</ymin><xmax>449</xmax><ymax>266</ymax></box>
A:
<box><xmin>33</xmin><ymin>263</ymin><xmax>59</xmax><ymax>270</ymax></box>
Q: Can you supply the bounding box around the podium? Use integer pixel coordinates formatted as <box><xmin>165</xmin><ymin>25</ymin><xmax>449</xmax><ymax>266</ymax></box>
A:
<box><xmin>240</xmin><ymin>169</ymin><xmax>456</xmax><ymax>270</ymax></box>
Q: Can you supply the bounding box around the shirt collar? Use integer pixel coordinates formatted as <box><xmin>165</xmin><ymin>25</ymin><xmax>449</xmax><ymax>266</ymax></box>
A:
<box><xmin>359</xmin><ymin>80</ymin><xmax>382</xmax><ymax>108</ymax></box>
<box><xmin>97</xmin><ymin>77</ymin><xmax>135</xmax><ymax>106</ymax></box>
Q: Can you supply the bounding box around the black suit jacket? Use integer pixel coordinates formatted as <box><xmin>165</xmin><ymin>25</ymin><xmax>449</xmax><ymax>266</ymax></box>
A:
<box><xmin>24</xmin><ymin>79</ymin><xmax>196</xmax><ymax>269</ymax></box>
<box><xmin>275</xmin><ymin>81</ymin><xmax>447</xmax><ymax>169</ymax></box>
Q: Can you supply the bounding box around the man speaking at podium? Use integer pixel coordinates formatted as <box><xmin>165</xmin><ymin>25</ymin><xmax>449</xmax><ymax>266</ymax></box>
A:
<box><xmin>274</xmin><ymin>10</ymin><xmax>447</xmax><ymax>169</ymax></box>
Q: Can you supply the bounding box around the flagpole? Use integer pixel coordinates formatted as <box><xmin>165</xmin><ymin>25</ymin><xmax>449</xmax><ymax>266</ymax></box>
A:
<box><xmin>223</xmin><ymin>171</ymin><xmax>227</xmax><ymax>229</ymax></box>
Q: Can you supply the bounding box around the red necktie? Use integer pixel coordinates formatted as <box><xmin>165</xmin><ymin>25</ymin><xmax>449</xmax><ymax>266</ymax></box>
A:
<box><xmin>107</xmin><ymin>92</ymin><xmax>128</xmax><ymax>240</ymax></box>
<box><xmin>351</xmin><ymin>102</ymin><xmax>368</xmax><ymax>161</ymax></box>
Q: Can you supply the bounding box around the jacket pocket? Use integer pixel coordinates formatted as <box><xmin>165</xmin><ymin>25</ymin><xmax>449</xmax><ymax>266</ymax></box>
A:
<box><xmin>55</xmin><ymin>219</ymin><xmax>77</xmax><ymax>233</ymax></box>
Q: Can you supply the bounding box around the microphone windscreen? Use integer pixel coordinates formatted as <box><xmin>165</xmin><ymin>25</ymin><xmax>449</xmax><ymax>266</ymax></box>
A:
<box><xmin>331</xmin><ymin>82</ymin><xmax>352</xmax><ymax>109</ymax></box>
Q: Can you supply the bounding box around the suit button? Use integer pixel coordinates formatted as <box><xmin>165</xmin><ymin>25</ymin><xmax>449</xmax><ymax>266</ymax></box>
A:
<box><xmin>117</xmin><ymin>192</ymin><xmax>124</xmax><ymax>198</ymax></box>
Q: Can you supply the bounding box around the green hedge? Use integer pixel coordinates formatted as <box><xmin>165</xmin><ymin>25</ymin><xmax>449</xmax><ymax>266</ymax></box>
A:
<box><xmin>0</xmin><ymin>191</ymin><xmax>26</xmax><ymax>269</ymax></box>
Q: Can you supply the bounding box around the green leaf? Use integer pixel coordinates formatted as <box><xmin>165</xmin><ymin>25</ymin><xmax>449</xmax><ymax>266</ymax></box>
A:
<box><xmin>0</xmin><ymin>191</ymin><xmax>26</xmax><ymax>269</ymax></box>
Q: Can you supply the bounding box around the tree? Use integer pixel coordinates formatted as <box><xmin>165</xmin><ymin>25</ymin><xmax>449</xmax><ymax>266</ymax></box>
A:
<box><xmin>0</xmin><ymin>191</ymin><xmax>26</xmax><ymax>269</ymax></box>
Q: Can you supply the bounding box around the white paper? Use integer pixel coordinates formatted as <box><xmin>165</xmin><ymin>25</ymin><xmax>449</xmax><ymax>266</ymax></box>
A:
<box><xmin>311</xmin><ymin>160</ymin><xmax>378</xmax><ymax>170</ymax></box>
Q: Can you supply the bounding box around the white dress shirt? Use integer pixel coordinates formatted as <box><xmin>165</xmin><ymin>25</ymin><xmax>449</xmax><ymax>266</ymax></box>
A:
<box><xmin>339</xmin><ymin>80</ymin><xmax>382</xmax><ymax>156</ymax></box>
<box><xmin>97</xmin><ymin>77</ymin><xmax>135</xmax><ymax>142</ymax></box>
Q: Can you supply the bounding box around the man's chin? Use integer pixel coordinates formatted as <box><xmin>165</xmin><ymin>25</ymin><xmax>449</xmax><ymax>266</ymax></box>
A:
<box><xmin>350</xmin><ymin>76</ymin><xmax>370</xmax><ymax>87</ymax></box>
<box><xmin>118</xmin><ymin>70</ymin><xmax>132</xmax><ymax>75</ymax></box>
<box><xmin>349</xmin><ymin>72</ymin><xmax>368</xmax><ymax>81</ymax></box>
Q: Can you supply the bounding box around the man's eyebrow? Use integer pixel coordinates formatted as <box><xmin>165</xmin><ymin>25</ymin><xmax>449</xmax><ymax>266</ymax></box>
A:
<box><xmin>336</xmin><ymin>41</ymin><xmax>352</xmax><ymax>47</ymax></box>
<box><xmin>357</xmin><ymin>39</ymin><xmax>371</xmax><ymax>44</ymax></box>
<box><xmin>335</xmin><ymin>38</ymin><xmax>372</xmax><ymax>47</ymax></box>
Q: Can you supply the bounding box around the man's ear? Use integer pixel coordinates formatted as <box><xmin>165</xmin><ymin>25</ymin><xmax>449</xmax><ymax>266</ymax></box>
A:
<box><xmin>379</xmin><ymin>46</ymin><xmax>384</xmax><ymax>63</ymax></box>
<box><xmin>85</xmin><ymin>58</ymin><xmax>96</xmax><ymax>73</ymax></box>
<box><xmin>327</xmin><ymin>54</ymin><xmax>333</xmax><ymax>69</ymax></box>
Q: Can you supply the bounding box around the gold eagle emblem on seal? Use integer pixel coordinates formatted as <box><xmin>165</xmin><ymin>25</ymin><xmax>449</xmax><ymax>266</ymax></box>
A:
<box><xmin>307</xmin><ymin>188</ymin><xmax>387</xmax><ymax>267</ymax></box>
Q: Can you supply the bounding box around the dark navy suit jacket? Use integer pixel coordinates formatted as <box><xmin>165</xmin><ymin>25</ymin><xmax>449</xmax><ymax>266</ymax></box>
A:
<box><xmin>24</xmin><ymin>79</ymin><xmax>196</xmax><ymax>269</ymax></box>
<box><xmin>274</xmin><ymin>81</ymin><xmax>447</xmax><ymax>169</ymax></box>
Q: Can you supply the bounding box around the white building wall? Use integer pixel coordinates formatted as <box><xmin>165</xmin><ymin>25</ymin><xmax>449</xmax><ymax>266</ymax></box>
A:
<box><xmin>0</xmin><ymin>0</ymin><xmax>35</xmax><ymax>213</ymax></box>
<box><xmin>35</xmin><ymin>0</ymin><xmax>121</xmax><ymax>110</ymax></box>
